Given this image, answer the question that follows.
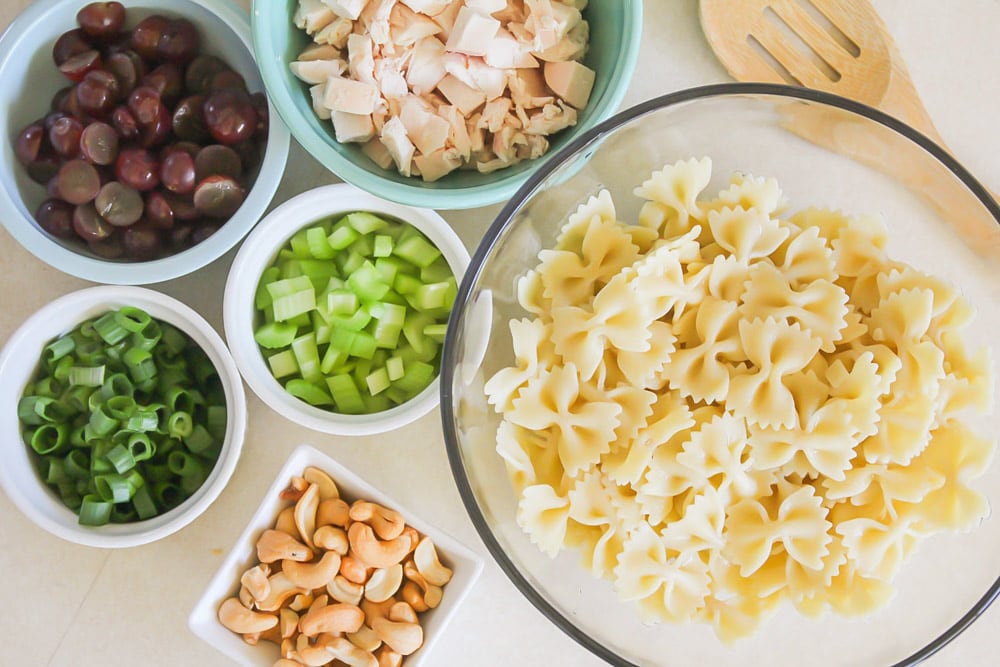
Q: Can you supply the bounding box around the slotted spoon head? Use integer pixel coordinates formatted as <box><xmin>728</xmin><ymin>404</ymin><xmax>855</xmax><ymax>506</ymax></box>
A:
<box><xmin>700</xmin><ymin>0</ymin><xmax>894</xmax><ymax>107</ymax></box>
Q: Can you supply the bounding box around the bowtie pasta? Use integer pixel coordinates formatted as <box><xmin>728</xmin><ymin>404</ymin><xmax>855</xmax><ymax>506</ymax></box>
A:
<box><xmin>484</xmin><ymin>157</ymin><xmax>996</xmax><ymax>642</ymax></box>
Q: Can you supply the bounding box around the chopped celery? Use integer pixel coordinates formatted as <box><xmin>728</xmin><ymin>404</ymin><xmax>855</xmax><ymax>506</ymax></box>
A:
<box><xmin>423</xmin><ymin>323</ymin><xmax>448</xmax><ymax>343</ymax></box>
<box><xmin>267</xmin><ymin>350</ymin><xmax>298</xmax><ymax>378</ymax></box>
<box><xmin>392</xmin><ymin>234</ymin><xmax>441</xmax><ymax>268</ymax></box>
<box><xmin>341</xmin><ymin>250</ymin><xmax>366</xmax><ymax>275</ymax></box>
<box><xmin>363</xmin><ymin>393</ymin><xmax>392</xmax><ymax>413</ymax></box>
<box><xmin>374</xmin><ymin>257</ymin><xmax>401</xmax><ymax>284</ymax></box>
<box><xmin>289</xmin><ymin>228</ymin><xmax>313</xmax><ymax>258</ymax></box>
<box><xmin>327</xmin><ymin>307</ymin><xmax>372</xmax><ymax>332</ymax></box>
<box><xmin>345</xmin><ymin>211</ymin><xmax>389</xmax><ymax>234</ymax></box>
<box><xmin>327</xmin><ymin>374</ymin><xmax>365</xmax><ymax>414</ymax></box>
<box><xmin>320</xmin><ymin>345</ymin><xmax>349</xmax><ymax>374</ymax></box>
<box><xmin>347</xmin><ymin>261</ymin><xmax>390</xmax><ymax>302</ymax></box>
<box><xmin>266</xmin><ymin>276</ymin><xmax>313</xmax><ymax>301</ymax></box>
<box><xmin>386</xmin><ymin>356</ymin><xmax>404</xmax><ymax>381</ymax></box>
<box><xmin>327</xmin><ymin>289</ymin><xmax>359</xmax><ymax>316</ymax></box>
<box><xmin>285</xmin><ymin>379</ymin><xmax>333</xmax><ymax>406</ymax></box>
<box><xmin>372</xmin><ymin>320</ymin><xmax>402</xmax><ymax>349</ymax></box>
<box><xmin>272</xmin><ymin>287</ymin><xmax>316</xmax><ymax>322</ymax></box>
<box><xmin>327</xmin><ymin>222</ymin><xmax>358</xmax><ymax>250</ymax></box>
<box><xmin>306</xmin><ymin>226</ymin><xmax>336</xmax><ymax>259</ymax></box>
<box><xmin>349</xmin><ymin>331</ymin><xmax>377</xmax><ymax>360</ymax></box>
<box><xmin>413</xmin><ymin>281</ymin><xmax>451</xmax><ymax>311</ymax></box>
<box><xmin>254</xmin><ymin>322</ymin><xmax>298</xmax><ymax>349</ymax></box>
<box><xmin>349</xmin><ymin>234</ymin><xmax>374</xmax><ymax>258</ymax></box>
<box><xmin>255</xmin><ymin>267</ymin><xmax>281</xmax><ymax>309</ymax></box>
<box><xmin>366</xmin><ymin>367</ymin><xmax>390</xmax><ymax>395</ymax></box>
<box><xmin>394</xmin><ymin>361</ymin><xmax>436</xmax><ymax>395</ymax></box>
<box><xmin>403</xmin><ymin>312</ymin><xmax>436</xmax><ymax>354</ymax></box>
<box><xmin>393</xmin><ymin>273</ymin><xmax>423</xmax><ymax>296</ymax></box>
<box><xmin>291</xmin><ymin>335</ymin><xmax>323</xmax><ymax>385</ymax></box>
<box><xmin>420</xmin><ymin>257</ymin><xmax>454</xmax><ymax>283</ymax></box>
<box><xmin>373</xmin><ymin>234</ymin><xmax>393</xmax><ymax>258</ymax></box>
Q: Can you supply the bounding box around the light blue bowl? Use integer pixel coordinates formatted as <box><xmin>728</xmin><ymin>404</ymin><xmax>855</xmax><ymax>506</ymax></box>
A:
<box><xmin>252</xmin><ymin>0</ymin><xmax>642</xmax><ymax>210</ymax></box>
<box><xmin>0</xmin><ymin>0</ymin><xmax>290</xmax><ymax>285</ymax></box>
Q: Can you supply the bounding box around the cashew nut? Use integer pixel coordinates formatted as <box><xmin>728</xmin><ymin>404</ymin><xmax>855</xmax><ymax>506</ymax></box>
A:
<box><xmin>294</xmin><ymin>483</ymin><xmax>320</xmax><ymax>550</ymax></box>
<box><xmin>388</xmin><ymin>601</ymin><xmax>418</xmax><ymax>625</ymax></box>
<box><xmin>371</xmin><ymin>616</ymin><xmax>424</xmax><ymax>656</ymax></box>
<box><xmin>403</xmin><ymin>559</ymin><xmax>443</xmax><ymax>609</ymax></box>
<box><xmin>218</xmin><ymin>597</ymin><xmax>278</xmax><ymax>634</ymax></box>
<box><xmin>414</xmin><ymin>537</ymin><xmax>453</xmax><ymax>586</ymax></box>
<box><xmin>288</xmin><ymin>592</ymin><xmax>314</xmax><ymax>612</ymax></box>
<box><xmin>279</xmin><ymin>608</ymin><xmax>299</xmax><ymax>639</ymax></box>
<box><xmin>375</xmin><ymin>646</ymin><xmax>403</xmax><ymax>667</ymax></box>
<box><xmin>365</xmin><ymin>564</ymin><xmax>404</xmax><ymax>603</ymax></box>
<box><xmin>244</xmin><ymin>623</ymin><xmax>281</xmax><ymax>646</ymax></box>
<box><xmin>284</xmin><ymin>550</ymin><xmax>342</xmax><ymax>590</ymax></box>
<box><xmin>401</xmin><ymin>526</ymin><xmax>420</xmax><ymax>555</ymax></box>
<box><xmin>317</xmin><ymin>498</ymin><xmax>351</xmax><ymax>527</ymax></box>
<box><xmin>315</xmin><ymin>635</ymin><xmax>379</xmax><ymax>667</ymax></box>
<box><xmin>304</xmin><ymin>466</ymin><xmax>340</xmax><ymax>500</ymax></box>
<box><xmin>313</xmin><ymin>525</ymin><xmax>349</xmax><ymax>554</ymax></box>
<box><xmin>238</xmin><ymin>584</ymin><xmax>254</xmax><ymax>609</ymax></box>
<box><xmin>274</xmin><ymin>507</ymin><xmax>298</xmax><ymax>536</ymax></box>
<box><xmin>307</xmin><ymin>593</ymin><xmax>329</xmax><ymax>612</ymax></box>
<box><xmin>257</xmin><ymin>573</ymin><xmax>306</xmax><ymax>612</ymax></box>
<box><xmin>296</xmin><ymin>633</ymin><xmax>340</xmax><ymax>667</ymax></box>
<box><xmin>257</xmin><ymin>529</ymin><xmax>313</xmax><ymax>563</ymax></box>
<box><xmin>399</xmin><ymin>581</ymin><xmax>430</xmax><ymax>612</ymax></box>
<box><xmin>241</xmin><ymin>564</ymin><xmax>271</xmax><ymax>602</ymax></box>
<box><xmin>340</xmin><ymin>554</ymin><xmax>372</xmax><ymax>585</ymax></box>
<box><xmin>280</xmin><ymin>475</ymin><xmax>309</xmax><ymax>501</ymax></box>
<box><xmin>280</xmin><ymin>637</ymin><xmax>295</xmax><ymax>659</ymax></box>
<box><xmin>360</xmin><ymin>598</ymin><xmax>396</xmax><ymax>625</ymax></box>
<box><xmin>349</xmin><ymin>500</ymin><xmax>405</xmax><ymax>540</ymax></box>
<box><xmin>347</xmin><ymin>623</ymin><xmax>382</xmax><ymax>652</ymax></box>
<box><xmin>349</xmin><ymin>523</ymin><xmax>412</xmax><ymax>569</ymax></box>
<box><xmin>327</xmin><ymin>574</ymin><xmax>364</xmax><ymax>606</ymax></box>
<box><xmin>299</xmin><ymin>602</ymin><xmax>365</xmax><ymax>637</ymax></box>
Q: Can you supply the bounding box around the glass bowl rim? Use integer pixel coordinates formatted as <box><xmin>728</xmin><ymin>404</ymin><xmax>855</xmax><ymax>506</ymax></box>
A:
<box><xmin>439</xmin><ymin>82</ymin><xmax>1000</xmax><ymax>667</ymax></box>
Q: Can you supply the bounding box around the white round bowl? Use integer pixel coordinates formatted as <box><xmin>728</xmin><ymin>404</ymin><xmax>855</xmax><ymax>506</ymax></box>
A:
<box><xmin>0</xmin><ymin>285</ymin><xmax>247</xmax><ymax>548</ymax></box>
<box><xmin>224</xmin><ymin>183</ymin><xmax>470</xmax><ymax>435</ymax></box>
<box><xmin>0</xmin><ymin>0</ymin><xmax>290</xmax><ymax>285</ymax></box>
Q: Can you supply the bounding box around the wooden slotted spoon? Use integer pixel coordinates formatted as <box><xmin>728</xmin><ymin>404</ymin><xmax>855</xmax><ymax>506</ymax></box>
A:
<box><xmin>700</xmin><ymin>0</ymin><xmax>1000</xmax><ymax>257</ymax></box>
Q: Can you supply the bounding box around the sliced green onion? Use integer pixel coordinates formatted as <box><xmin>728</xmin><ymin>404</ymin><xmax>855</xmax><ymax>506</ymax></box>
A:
<box><xmin>183</xmin><ymin>424</ymin><xmax>214</xmax><ymax>455</ymax></box>
<box><xmin>106</xmin><ymin>443</ymin><xmax>136</xmax><ymax>474</ymax></box>
<box><xmin>167</xmin><ymin>411</ymin><xmax>194</xmax><ymax>439</ymax></box>
<box><xmin>79</xmin><ymin>494</ymin><xmax>112</xmax><ymax>526</ymax></box>
<box><xmin>93</xmin><ymin>311</ymin><xmax>130</xmax><ymax>345</ymax></box>
<box><xmin>44</xmin><ymin>336</ymin><xmax>75</xmax><ymax>364</ymax></box>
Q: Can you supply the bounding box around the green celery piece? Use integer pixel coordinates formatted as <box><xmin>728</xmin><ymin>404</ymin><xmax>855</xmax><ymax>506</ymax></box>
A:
<box><xmin>328</xmin><ymin>327</ymin><xmax>356</xmax><ymax>352</ymax></box>
<box><xmin>413</xmin><ymin>281</ymin><xmax>451</xmax><ymax>311</ymax></box>
<box><xmin>291</xmin><ymin>334</ymin><xmax>323</xmax><ymax>385</ymax></box>
<box><xmin>371</xmin><ymin>349</ymin><xmax>388</xmax><ymax>368</ymax></box>
<box><xmin>255</xmin><ymin>322</ymin><xmax>298</xmax><ymax>349</ymax></box>
<box><xmin>372</xmin><ymin>320</ymin><xmax>402</xmax><ymax>349</ymax></box>
<box><xmin>347</xmin><ymin>261</ymin><xmax>391</xmax><ymax>302</ymax></box>
<box><xmin>362</xmin><ymin>393</ymin><xmax>392</xmax><ymax>413</ymax></box>
<box><xmin>365</xmin><ymin>367</ymin><xmax>391</xmax><ymax>396</ymax></box>
<box><xmin>327</xmin><ymin>307</ymin><xmax>372</xmax><ymax>332</ymax></box>
<box><xmin>402</xmin><ymin>312</ymin><xmax>436</xmax><ymax>354</ymax></box>
<box><xmin>394</xmin><ymin>360</ymin><xmax>436</xmax><ymax>396</ymax></box>
<box><xmin>311</xmin><ymin>312</ymin><xmax>332</xmax><ymax>345</ymax></box>
<box><xmin>374</xmin><ymin>257</ymin><xmax>402</xmax><ymax>284</ymax></box>
<box><xmin>386</xmin><ymin>356</ymin><xmax>404</xmax><ymax>381</ymax></box>
<box><xmin>254</xmin><ymin>266</ymin><xmax>281</xmax><ymax>310</ymax></box>
<box><xmin>393</xmin><ymin>273</ymin><xmax>423</xmax><ymax>296</ymax></box>
<box><xmin>285</xmin><ymin>312</ymin><xmax>312</xmax><ymax>329</ymax></box>
<box><xmin>327</xmin><ymin>374</ymin><xmax>365</xmax><ymax>414</ymax></box>
<box><xmin>345</xmin><ymin>211</ymin><xmax>389</xmax><ymax>234</ymax></box>
<box><xmin>341</xmin><ymin>250</ymin><xmax>366</xmax><ymax>275</ymax></box>
<box><xmin>349</xmin><ymin>234</ymin><xmax>374</xmax><ymax>258</ymax></box>
<box><xmin>271</xmin><ymin>287</ymin><xmax>316</xmax><ymax>322</ymax></box>
<box><xmin>352</xmin><ymin>358</ymin><xmax>373</xmax><ymax>388</ymax></box>
<box><xmin>386</xmin><ymin>386</ymin><xmax>409</xmax><ymax>405</ymax></box>
<box><xmin>320</xmin><ymin>344</ymin><xmax>350</xmax><ymax>374</ymax></box>
<box><xmin>392</xmin><ymin>234</ymin><xmax>441</xmax><ymax>268</ymax></box>
<box><xmin>327</xmin><ymin>289</ymin><xmax>359</xmax><ymax>316</ymax></box>
<box><xmin>372</xmin><ymin>302</ymin><xmax>406</xmax><ymax>326</ymax></box>
<box><xmin>349</xmin><ymin>331</ymin><xmax>377</xmax><ymax>360</ymax></box>
<box><xmin>285</xmin><ymin>379</ymin><xmax>334</xmax><ymax>406</ymax></box>
<box><xmin>267</xmin><ymin>350</ymin><xmax>298</xmax><ymax>378</ymax></box>
<box><xmin>266</xmin><ymin>275</ymin><xmax>313</xmax><ymax>300</ymax></box>
<box><xmin>325</xmin><ymin>276</ymin><xmax>347</xmax><ymax>291</ymax></box>
<box><xmin>298</xmin><ymin>259</ymin><xmax>340</xmax><ymax>290</ymax></box>
<box><xmin>306</xmin><ymin>226</ymin><xmax>336</xmax><ymax>259</ymax></box>
<box><xmin>277</xmin><ymin>248</ymin><xmax>297</xmax><ymax>262</ymax></box>
<box><xmin>289</xmin><ymin>228</ymin><xmax>313</xmax><ymax>258</ymax></box>
<box><xmin>420</xmin><ymin>257</ymin><xmax>453</xmax><ymax>283</ymax></box>
<box><xmin>381</xmin><ymin>289</ymin><xmax>406</xmax><ymax>306</ymax></box>
<box><xmin>279</xmin><ymin>258</ymin><xmax>304</xmax><ymax>279</ymax></box>
<box><xmin>327</xmin><ymin>222</ymin><xmax>359</xmax><ymax>250</ymax></box>
<box><xmin>373</xmin><ymin>234</ymin><xmax>393</xmax><ymax>258</ymax></box>
<box><xmin>423</xmin><ymin>323</ymin><xmax>448</xmax><ymax>343</ymax></box>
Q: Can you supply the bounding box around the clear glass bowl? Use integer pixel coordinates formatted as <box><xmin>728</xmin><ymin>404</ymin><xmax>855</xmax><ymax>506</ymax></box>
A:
<box><xmin>440</xmin><ymin>83</ymin><xmax>1000</xmax><ymax>666</ymax></box>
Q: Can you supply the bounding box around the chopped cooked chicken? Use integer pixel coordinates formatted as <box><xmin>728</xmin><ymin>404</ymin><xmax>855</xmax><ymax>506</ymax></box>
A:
<box><xmin>508</xmin><ymin>68</ymin><xmax>553</xmax><ymax>109</ymax></box>
<box><xmin>493</xmin><ymin>0</ymin><xmax>527</xmax><ymax>24</ymax></box>
<box><xmin>533</xmin><ymin>19</ymin><xmax>588</xmax><ymax>61</ymax></box>
<box><xmin>297</xmin><ymin>43</ymin><xmax>342</xmax><ymax>61</ymax></box>
<box><xmin>400</xmin><ymin>0</ymin><xmax>451</xmax><ymax>15</ymax></box>
<box><xmin>379</xmin><ymin>116</ymin><xmax>416</xmax><ymax>176</ymax></box>
<box><xmin>438</xmin><ymin>104</ymin><xmax>472</xmax><ymax>160</ymax></box>
<box><xmin>324</xmin><ymin>0</ymin><xmax>371</xmax><ymax>21</ymax></box>
<box><xmin>399</xmin><ymin>96</ymin><xmax>451</xmax><ymax>154</ymax></box>
<box><xmin>523</xmin><ymin>100</ymin><xmax>576</xmax><ymax>135</ymax></box>
<box><xmin>362</xmin><ymin>137</ymin><xmax>395</xmax><ymax>169</ymax></box>
<box><xmin>332</xmin><ymin>110</ymin><xmax>376</xmax><ymax>142</ymax></box>
<box><xmin>324</xmin><ymin>76</ymin><xmax>380</xmax><ymax>114</ymax></box>
<box><xmin>375</xmin><ymin>58</ymin><xmax>410</xmax><ymax>98</ymax></box>
<box><xmin>445</xmin><ymin>6</ymin><xmax>501</xmax><ymax>56</ymax></box>
<box><xmin>524</xmin><ymin>0</ymin><xmax>581</xmax><ymax>52</ymax></box>
<box><xmin>310</xmin><ymin>83</ymin><xmax>331</xmax><ymax>119</ymax></box>
<box><xmin>478</xmin><ymin>97</ymin><xmax>512</xmax><ymax>133</ymax></box>
<box><xmin>314</xmin><ymin>16</ymin><xmax>354</xmax><ymax>48</ymax></box>
<box><xmin>390</xmin><ymin>3</ymin><xmax>443</xmax><ymax>45</ymax></box>
<box><xmin>437</xmin><ymin>74</ymin><xmax>486</xmax><ymax>115</ymax></box>
<box><xmin>484</xmin><ymin>28</ymin><xmax>539</xmax><ymax>69</ymax></box>
<box><xmin>430</xmin><ymin>0</ymin><xmax>463</xmax><ymax>40</ymax></box>
<box><xmin>406</xmin><ymin>36</ymin><xmax>448</xmax><ymax>94</ymax></box>
<box><xmin>543</xmin><ymin>59</ymin><xmax>594</xmax><ymax>109</ymax></box>
<box><xmin>413</xmin><ymin>147</ymin><xmax>463</xmax><ymax>181</ymax></box>
<box><xmin>445</xmin><ymin>54</ymin><xmax>507</xmax><ymax>101</ymax></box>
<box><xmin>295</xmin><ymin>0</ymin><xmax>335</xmax><ymax>34</ymax></box>
<box><xmin>289</xmin><ymin>58</ymin><xmax>347</xmax><ymax>84</ymax></box>
<box><xmin>347</xmin><ymin>34</ymin><xmax>377</xmax><ymax>84</ymax></box>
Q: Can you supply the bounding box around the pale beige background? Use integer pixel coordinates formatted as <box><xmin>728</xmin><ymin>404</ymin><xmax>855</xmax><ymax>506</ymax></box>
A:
<box><xmin>1</xmin><ymin>1</ymin><xmax>998</xmax><ymax>665</ymax></box>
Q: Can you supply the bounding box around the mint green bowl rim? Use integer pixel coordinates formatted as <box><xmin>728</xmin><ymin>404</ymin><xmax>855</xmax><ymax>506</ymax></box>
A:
<box><xmin>251</xmin><ymin>0</ymin><xmax>643</xmax><ymax>210</ymax></box>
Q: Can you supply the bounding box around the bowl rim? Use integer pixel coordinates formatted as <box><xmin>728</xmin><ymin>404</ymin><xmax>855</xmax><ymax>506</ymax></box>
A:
<box><xmin>0</xmin><ymin>285</ymin><xmax>247</xmax><ymax>548</ymax></box>
<box><xmin>250</xmin><ymin>0</ymin><xmax>644</xmax><ymax>210</ymax></box>
<box><xmin>223</xmin><ymin>182</ymin><xmax>471</xmax><ymax>436</ymax></box>
<box><xmin>439</xmin><ymin>82</ymin><xmax>1000</xmax><ymax>667</ymax></box>
<box><xmin>0</xmin><ymin>0</ymin><xmax>291</xmax><ymax>285</ymax></box>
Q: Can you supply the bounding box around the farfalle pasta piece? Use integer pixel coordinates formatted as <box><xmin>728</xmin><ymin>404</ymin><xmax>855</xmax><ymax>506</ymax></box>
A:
<box><xmin>717</xmin><ymin>171</ymin><xmax>786</xmax><ymax>217</ymax></box>
<box><xmin>740</xmin><ymin>263</ymin><xmax>849</xmax><ymax>352</ymax></box>
<box><xmin>707</xmin><ymin>254</ymin><xmax>754</xmax><ymax>302</ymax></box>
<box><xmin>615</xmin><ymin>321</ymin><xmax>676</xmax><ymax>389</ymax></box>
<box><xmin>484</xmin><ymin>318</ymin><xmax>556</xmax><ymax>411</ymax></box>
<box><xmin>495</xmin><ymin>421</ymin><xmax>566</xmax><ymax>492</ymax></box>
<box><xmin>660</xmin><ymin>487</ymin><xmax>727</xmax><ymax>554</ymax></box>
<box><xmin>675</xmin><ymin>413</ymin><xmax>761</xmax><ymax>500</ymax></box>
<box><xmin>508</xmin><ymin>365</ymin><xmax>622</xmax><ymax>476</ymax></box>
<box><xmin>517</xmin><ymin>484</ymin><xmax>571</xmax><ymax>558</ymax></box>
<box><xmin>515</xmin><ymin>269</ymin><xmax>550</xmax><ymax>319</ymax></box>
<box><xmin>727</xmin><ymin>318</ymin><xmax>822</xmax><ymax>429</ymax></box>
<box><xmin>772</xmin><ymin>225</ymin><xmax>837</xmax><ymax>287</ymax></box>
<box><xmin>660</xmin><ymin>296</ymin><xmax>745</xmax><ymax>403</ymax></box>
<box><xmin>836</xmin><ymin>508</ymin><xmax>924</xmax><ymax>581</ymax></box>
<box><xmin>868</xmin><ymin>287</ymin><xmax>935</xmax><ymax>349</ymax></box>
<box><xmin>789</xmin><ymin>207</ymin><xmax>851</xmax><ymax>246</ymax></box>
<box><xmin>707</xmin><ymin>206</ymin><xmax>790</xmax><ymax>262</ymax></box>
<box><xmin>554</xmin><ymin>189</ymin><xmax>618</xmax><ymax>253</ymax></box>
<box><xmin>859</xmin><ymin>392</ymin><xmax>936</xmax><ymax>465</ymax></box>
<box><xmin>634</xmin><ymin>156</ymin><xmax>713</xmax><ymax>236</ymax></box>
<box><xmin>602</xmin><ymin>390</ymin><xmax>692</xmax><ymax>486</ymax></box>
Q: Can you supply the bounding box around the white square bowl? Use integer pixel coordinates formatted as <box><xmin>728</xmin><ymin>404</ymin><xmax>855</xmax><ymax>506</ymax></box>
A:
<box><xmin>188</xmin><ymin>443</ymin><xmax>484</xmax><ymax>665</ymax></box>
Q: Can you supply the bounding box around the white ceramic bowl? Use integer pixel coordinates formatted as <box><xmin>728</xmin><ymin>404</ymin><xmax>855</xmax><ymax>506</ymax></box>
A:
<box><xmin>188</xmin><ymin>443</ymin><xmax>484</xmax><ymax>666</ymax></box>
<box><xmin>0</xmin><ymin>285</ymin><xmax>247</xmax><ymax>548</ymax></box>
<box><xmin>0</xmin><ymin>0</ymin><xmax>290</xmax><ymax>285</ymax></box>
<box><xmin>224</xmin><ymin>183</ymin><xmax>470</xmax><ymax>435</ymax></box>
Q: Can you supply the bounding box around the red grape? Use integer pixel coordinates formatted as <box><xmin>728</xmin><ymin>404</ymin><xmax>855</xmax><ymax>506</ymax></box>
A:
<box><xmin>77</xmin><ymin>2</ymin><xmax>126</xmax><ymax>39</ymax></box>
<box><xmin>51</xmin><ymin>87</ymin><xmax>74</xmax><ymax>112</ymax></box>
<box><xmin>15</xmin><ymin>123</ymin><xmax>45</xmax><ymax>165</ymax></box>
<box><xmin>53</xmin><ymin>29</ymin><xmax>92</xmax><ymax>66</ymax></box>
<box><xmin>49</xmin><ymin>116</ymin><xmax>84</xmax><ymax>158</ymax></box>
<box><xmin>141</xmin><ymin>63</ymin><xmax>183</xmax><ymax>105</ymax></box>
<box><xmin>127</xmin><ymin>86</ymin><xmax>171</xmax><ymax>147</ymax></box>
<box><xmin>162</xmin><ymin>191</ymin><xmax>199</xmax><ymax>221</ymax></box>
<box><xmin>203</xmin><ymin>89</ymin><xmax>257</xmax><ymax>145</ymax></box>
<box><xmin>184</xmin><ymin>54</ymin><xmax>228</xmax><ymax>94</ymax></box>
<box><xmin>191</xmin><ymin>223</ymin><xmax>219</xmax><ymax>245</ymax></box>
<box><xmin>57</xmin><ymin>159</ymin><xmax>101</xmax><ymax>204</ymax></box>
<box><xmin>145</xmin><ymin>191</ymin><xmax>174</xmax><ymax>229</ymax></box>
<box><xmin>73</xmin><ymin>202</ymin><xmax>114</xmax><ymax>240</ymax></box>
<box><xmin>59</xmin><ymin>49</ymin><xmax>102</xmax><ymax>82</ymax></box>
<box><xmin>193</xmin><ymin>175</ymin><xmax>244</xmax><ymax>218</ymax></box>
<box><xmin>95</xmin><ymin>181</ymin><xmax>144</xmax><ymax>226</ymax></box>
<box><xmin>194</xmin><ymin>144</ymin><xmax>242</xmax><ymax>182</ymax></box>
<box><xmin>160</xmin><ymin>150</ymin><xmax>196</xmax><ymax>194</ymax></box>
<box><xmin>250</xmin><ymin>92</ymin><xmax>269</xmax><ymax>138</ymax></box>
<box><xmin>36</xmin><ymin>199</ymin><xmax>76</xmax><ymax>239</ymax></box>
<box><xmin>80</xmin><ymin>122</ymin><xmax>119</xmax><ymax>165</ymax></box>
<box><xmin>27</xmin><ymin>157</ymin><xmax>61</xmax><ymax>185</ymax></box>
<box><xmin>88</xmin><ymin>234</ymin><xmax>124</xmax><ymax>259</ymax></box>
<box><xmin>115</xmin><ymin>148</ymin><xmax>159</xmax><ymax>191</ymax></box>
<box><xmin>157</xmin><ymin>19</ymin><xmax>200</xmax><ymax>65</ymax></box>
<box><xmin>106</xmin><ymin>50</ymin><xmax>145</xmax><ymax>93</ymax></box>
<box><xmin>171</xmin><ymin>95</ymin><xmax>208</xmax><ymax>142</ymax></box>
<box><xmin>130</xmin><ymin>15</ymin><xmax>169</xmax><ymax>60</ymax></box>
<box><xmin>75</xmin><ymin>69</ymin><xmax>120</xmax><ymax>117</ymax></box>
<box><xmin>122</xmin><ymin>220</ymin><xmax>162</xmax><ymax>259</ymax></box>
<box><xmin>207</xmin><ymin>69</ymin><xmax>246</xmax><ymax>93</ymax></box>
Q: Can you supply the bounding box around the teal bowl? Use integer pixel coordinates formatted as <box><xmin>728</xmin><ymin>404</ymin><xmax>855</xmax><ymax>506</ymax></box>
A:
<box><xmin>252</xmin><ymin>1</ymin><xmax>642</xmax><ymax>210</ymax></box>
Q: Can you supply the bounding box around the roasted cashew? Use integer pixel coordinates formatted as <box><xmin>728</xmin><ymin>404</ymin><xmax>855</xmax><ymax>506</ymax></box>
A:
<box><xmin>375</xmin><ymin>646</ymin><xmax>403</xmax><ymax>667</ymax></box>
<box><xmin>279</xmin><ymin>608</ymin><xmax>299</xmax><ymax>639</ymax></box>
<box><xmin>388</xmin><ymin>601</ymin><xmax>418</xmax><ymax>624</ymax></box>
<box><xmin>327</xmin><ymin>574</ymin><xmax>364</xmax><ymax>606</ymax></box>
<box><xmin>347</xmin><ymin>623</ymin><xmax>382</xmax><ymax>652</ymax></box>
<box><xmin>284</xmin><ymin>550</ymin><xmax>342</xmax><ymax>590</ymax></box>
<box><xmin>257</xmin><ymin>529</ymin><xmax>312</xmax><ymax>563</ymax></box>
<box><xmin>218</xmin><ymin>597</ymin><xmax>278</xmax><ymax>634</ymax></box>
<box><xmin>340</xmin><ymin>554</ymin><xmax>372</xmax><ymax>585</ymax></box>
<box><xmin>403</xmin><ymin>559</ymin><xmax>442</xmax><ymax>609</ymax></box>
<box><xmin>299</xmin><ymin>602</ymin><xmax>365</xmax><ymax>637</ymax></box>
<box><xmin>349</xmin><ymin>500</ymin><xmax>405</xmax><ymax>540</ymax></box>
<box><xmin>293</xmin><ymin>483</ymin><xmax>320</xmax><ymax>550</ymax></box>
<box><xmin>348</xmin><ymin>522</ymin><xmax>412</xmax><ymax>569</ymax></box>
<box><xmin>371</xmin><ymin>615</ymin><xmax>423</xmax><ymax>656</ymax></box>
<box><xmin>364</xmin><ymin>564</ymin><xmax>403</xmax><ymax>603</ymax></box>
<box><xmin>313</xmin><ymin>525</ymin><xmax>349</xmax><ymax>554</ymax></box>
<box><xmin>241</xmin><ymin>564</ymin><xmax>271</xmax><ymax>602</ymax></box>
<box><xmin>316</xmin><ymin>498</ymin><xmax>351</xmax><ymax>527</ymax></box>
<box><xmin>400</xmin><ymin>581</ymin><xmax>429</xmax><ymax>612</ymax></box>
<box><xmin>274</xmin><ymin>506</ymin><xmax>298</xmax><ymax>536</ymax></box>
<box><xmin>256</xmin><ymin>572</ymin><xmax>305</xmax><ymax>612</ymax></box>
<box><xmin>304</xmin><ymin>466</ymin><xmax>340</xmax><ymax>500</ymax></box>
<box><xmin>413</xmin><ymin>536</ymin><xmax>452</xmax><ymax>586</ymax></box>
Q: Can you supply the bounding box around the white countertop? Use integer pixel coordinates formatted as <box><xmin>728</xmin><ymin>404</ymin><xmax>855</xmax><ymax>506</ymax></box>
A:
<box><xmin>1</xmin><ymin>1</ymin><xmax>998</xmax><ymax>665</ymax></box>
